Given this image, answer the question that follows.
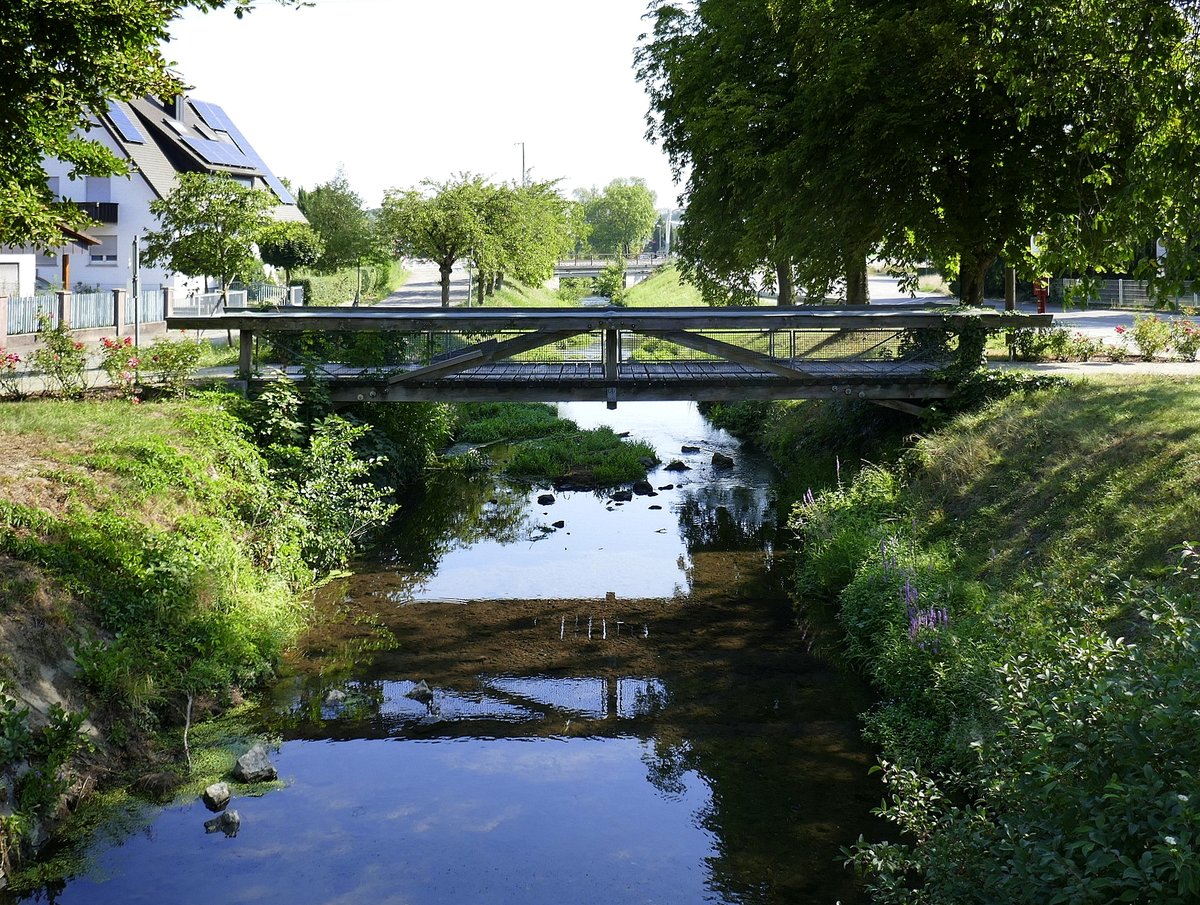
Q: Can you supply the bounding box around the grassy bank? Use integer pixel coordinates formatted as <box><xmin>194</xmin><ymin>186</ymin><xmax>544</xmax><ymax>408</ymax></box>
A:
<box><xmin>0</xmin><ymin>390</ymin><xmax>402</xmax><ymax>881</ymax></box>
<box><xmin>624</xmin><ymin>264</ymin><xmax>705</xmax><ymax>307</ymax></box>
<box><xmin>782</xmin><ymin>376</ymin><xmax>1200</xmax><ymax>902</ymax></box>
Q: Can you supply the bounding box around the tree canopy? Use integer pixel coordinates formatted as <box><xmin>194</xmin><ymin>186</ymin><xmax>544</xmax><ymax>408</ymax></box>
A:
<box><xmin>144</xmin><ymin>173</ymin><xmax>274</xmax><ymax>300</ymax></box>
<box><xmin>577</xmin><ymin>179</ymin><xmax>658</xmax><ymax>257</ymax></box>
<box><xmin>257</xmin><ymin>220</ymin><xmax>324</xmax><ymax>288</ymax></box>
<box><xmin>379</xmin><ymin>175</ymin><xmax>572</xmax><ymax>306</ymax></box>
<box><xmin>639</xmin><ymin>0</ymin><xmax>1200</xmax><ymax>305</ymax></box>
<box><xmin>296</xmin><ymin>169</ymin><xmax>385</xmax><ymax>272</ymax></box>
<box><xmin>1</xmin><ymin>0</ymin><xmax>294</xmax><ymax>250</ymax></box>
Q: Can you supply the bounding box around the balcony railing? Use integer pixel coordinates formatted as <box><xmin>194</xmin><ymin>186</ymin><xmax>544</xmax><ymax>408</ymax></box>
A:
<box><xmin>78</xmin><ymin>201</ymin><xmax>118</xmax><ymax>224</ymax></box>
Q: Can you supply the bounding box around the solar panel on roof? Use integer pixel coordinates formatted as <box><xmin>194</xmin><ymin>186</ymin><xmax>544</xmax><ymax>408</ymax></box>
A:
<box><xmin>192</xmin><ymin>98</ymin><xmax>297</xmax><ymax>205</ymax></box>
<box><xmin>181</xmin><ymin>136</ymin><xmax>254</xmax><ymax>168</ymax></box>
<box><xmin>107</xmin><ymin>102</ymin><xmax>146</xmax><ymax>144</ymax></box>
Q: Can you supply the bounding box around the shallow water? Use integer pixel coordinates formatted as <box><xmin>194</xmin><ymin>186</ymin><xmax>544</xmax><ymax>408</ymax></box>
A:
<box><xmin>24</xmin><ymin>402</ymin><xmax>883</xmax><ymax>905</ymax></box>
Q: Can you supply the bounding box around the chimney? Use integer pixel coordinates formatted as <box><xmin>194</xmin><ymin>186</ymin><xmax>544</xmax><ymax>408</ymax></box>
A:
<box><xmin>173</xmin><ymin>94</ymin><xmax>186</xmax><ymax>121</ymax></box>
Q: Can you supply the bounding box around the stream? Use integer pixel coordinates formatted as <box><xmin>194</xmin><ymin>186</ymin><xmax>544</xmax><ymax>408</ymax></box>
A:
<box><xmin>20</xmin><ymin>401</ymin><xmax>883</xmax><ymax>905</ymax></box>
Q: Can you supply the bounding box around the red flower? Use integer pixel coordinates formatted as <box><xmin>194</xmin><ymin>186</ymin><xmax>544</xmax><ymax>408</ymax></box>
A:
<box><xmin>1114</xmin><ymin>325</ymin><xmax>1126</xmax><ymax>334</ymax></box>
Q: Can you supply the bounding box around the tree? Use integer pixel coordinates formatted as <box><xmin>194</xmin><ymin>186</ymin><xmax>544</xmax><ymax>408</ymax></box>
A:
<box><xmin>296</xmin><ymin>169</ymin><xmax>381</xmax><ymax>272</ymax></box>
<box><xmin>144</xmin><ymin>173</ymin><xmax>274</xmax><ymax>301</ymax></box>
<box><xmin>579</xmin><ymin>179</ymin><xmax>658</xmax><ymax>257</ymax></box>
<box><xmin>257</xmin><ymin>220</ymin><xmax>324</xmax><ymax>289</ymax></box>
<box><xmin>379</xmin><ymin>176</ymin><xmax>488</xmax><ymax>307</ymax></box>
<box><xmin>0</xmin><ymin>0</ymin><xmax>294</xmax><ymax>250</ymax></box>
<box><xmin>640</xmin><ymin>0</ymin><xmax>1200</xmax><ymax>306</ymax></box>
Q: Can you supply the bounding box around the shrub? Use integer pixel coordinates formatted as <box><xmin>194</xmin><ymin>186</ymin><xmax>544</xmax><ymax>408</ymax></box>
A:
<box><xmin>594</xmin><ymin>261</ymin><xmax>627</xmax><ymax>304</ymax></box>
<box><xmin>0</xmin><ymin>349</ymin><xmax>24</xmax><ymax>399</ymax></box>
<box><xmin>144</xmin><ymin>335</ymin><xmax>205</xmax><ymax>395</ymax></box>
<box><xmin>1132</xmin><ymin>314</ymin><xmax>1172</xmax><ymax>359</ymax></box>
<box><xmin>98</xmin><ymin>336</ymin><xmax>141</xmax><ymax>401</ymax></box>
<box><xmin>31</xmin><ymin>315</ymin><xmax>87</xmax><ymax>397</ymax></box>
<box><xmin>557</xmin><ymin>277</ymin><xmax>594</xmax><ymax>304</ymax></box>
<box><xmin>1169</xmin><ymin>318</ymin><xmax>1200</xmax><ymax>360</ymax></box>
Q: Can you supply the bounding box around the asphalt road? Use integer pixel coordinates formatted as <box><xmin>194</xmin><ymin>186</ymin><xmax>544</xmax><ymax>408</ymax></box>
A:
<box><xmin>377</xmin><ymin>260</ymin><xmax>471</xmax><ymax>307</ymax></box>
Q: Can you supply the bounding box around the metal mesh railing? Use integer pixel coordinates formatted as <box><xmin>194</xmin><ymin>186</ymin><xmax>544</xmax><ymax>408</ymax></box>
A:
<box><xmin>1057</xmin><ymin>278</ymin><xmax>1200</xmax><ymax>309</ymax></box>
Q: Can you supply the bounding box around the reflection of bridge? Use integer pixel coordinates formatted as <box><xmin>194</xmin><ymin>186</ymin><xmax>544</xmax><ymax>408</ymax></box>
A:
<box><xmin>168</xmin><ymin>306</ymin><xmax>1048</xmax><ymax>411</ymax></box>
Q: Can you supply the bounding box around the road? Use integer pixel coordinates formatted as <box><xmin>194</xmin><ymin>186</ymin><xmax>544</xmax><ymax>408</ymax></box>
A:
<box><xmin>376</xmin><ymin>260</ymin><xmax>471</xmax><ymax>307</ymax></box>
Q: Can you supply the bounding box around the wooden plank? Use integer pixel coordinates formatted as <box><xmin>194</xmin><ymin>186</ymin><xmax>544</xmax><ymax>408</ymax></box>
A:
<box><xmin>389</xmin><ymin>330</ymin><xmax>580</xmax><ymax>384</ymax></box>
<box><xmin>642</xmin><ymin>330</ymin><xmax>821</xmax><ymax>379</ymax></box>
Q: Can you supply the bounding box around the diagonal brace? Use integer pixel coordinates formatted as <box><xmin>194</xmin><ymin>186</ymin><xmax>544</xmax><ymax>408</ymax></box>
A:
<box><xmin>389</xmin><ymin>330</ymin><xmax>582</xmax><ymax>384</ymax></box>
<box><xmin>643</xmin><ymin>330</ymin><xmax>818</xmax><ymax>380</ymax></box>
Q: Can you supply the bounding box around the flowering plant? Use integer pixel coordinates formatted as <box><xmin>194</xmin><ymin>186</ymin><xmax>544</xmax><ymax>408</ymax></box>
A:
<box><xmin>98</xmin><ymin>336</ymin><xmax>141</xmax><ymax>401</ymax></box>
<box><xmin>1131</xmin><ymin>314</ymin><xmax>1172</xmax><ymax>360</ymax></box>
<box><xmin>31</xmin><ymin>315</ymin><xmax>88</xmax><ymax>397</ymax></box>
<box><xmin>1169</xmin><ymin>318</ymin><xmax>1200</xmax><ymax>361</ymax></box>
<box><xmin>0</xmin><ymin>349</ymin><xmax>23</xmax><ymax>399</ymax></box>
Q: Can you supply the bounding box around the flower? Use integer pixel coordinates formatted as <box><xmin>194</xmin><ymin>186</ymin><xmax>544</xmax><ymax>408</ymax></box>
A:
<box><xmin>1115</xmin><ymin>325</ymin><xmax>1126</xmax><ymax>334</ymax></box>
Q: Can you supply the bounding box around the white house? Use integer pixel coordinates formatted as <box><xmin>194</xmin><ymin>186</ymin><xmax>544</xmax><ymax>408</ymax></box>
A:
<box><xmin>34</xmin><ymin>92</ymin><xmax>305</xmax><ymax>296</ymax></box>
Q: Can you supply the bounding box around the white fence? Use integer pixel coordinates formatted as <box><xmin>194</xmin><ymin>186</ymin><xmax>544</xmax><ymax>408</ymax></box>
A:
<box><xmin>173</xmin><ymin>290</ymin><xmax>248</xmax><ymax>317</ymax></box>
<box><xmin>72</xmin><ymin>292</ymin><xmax>116</xmax><ymax>330</ymax></box>
<box><xmin>124</xmin><ymin>289</ymin><xmax>165</xmax><ymax>326</ymax></box>
<box><xmin>1057</xmin><ymin>278</ymin><xmax>1200</xmax><ymax>309</ymax></box>
<box><xmin>6</xmin><ymin>295</ymin><xmax>59</xmax><ymax>334</ymax></box>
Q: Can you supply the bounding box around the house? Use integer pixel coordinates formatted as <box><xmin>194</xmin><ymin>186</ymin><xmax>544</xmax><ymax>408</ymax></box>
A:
<box><xmin>34</xmin><ymin>91</ymin><xmax>305</xmax><ymax>295</ymax></box>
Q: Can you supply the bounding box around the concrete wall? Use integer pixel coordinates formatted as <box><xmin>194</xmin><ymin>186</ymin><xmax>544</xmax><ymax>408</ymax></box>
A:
<box><xmin>0</xmin><ymin>253</ymin><xmax>36</xmax><ymax>297</ymax></box>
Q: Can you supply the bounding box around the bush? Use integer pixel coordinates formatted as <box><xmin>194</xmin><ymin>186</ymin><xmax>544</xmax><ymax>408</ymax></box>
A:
<box><xmin>505</xmin><ymin>427</ymin><xmax>656</xmax><ymax>486</ymax></box>
<box><xmin>98</xmin><ymin>336</ymin><xmax>141</xmax><ymax>401</ymax></box>
<box><xmin>1169</xmin><ymin>317</ymin><xmax>1200</xmax><ymax>360</ymax></box>
<box><xmin>144</xmin><ymin>335</ymin><xmax>205</xmax><ymax>395</ymax></box>
<box><xmin>0</xmin><ymin>348</ymin><xmax>24</xmax><ymax>399</ymax></box>
<box><xmin>32</xmin><ymin>315</ymin><xmax>87</xmax><ymax>397</ymax></box>
<box><xmin>594</xmin><ymin>260</ymin><xmax>627</xmax><ymax>304</ymax></box>
<box><xmin>1132</xmin><ymin>313</ymin><xmax>1172</xmax><ymax>359</ymax></box>
<box><xmin>557</xmin><ymin>277</ymin><xmax>594</xmax><ymax>304</ymax></box>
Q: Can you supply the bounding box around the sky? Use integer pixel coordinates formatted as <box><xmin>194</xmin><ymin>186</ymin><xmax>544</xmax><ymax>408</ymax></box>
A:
<box><xmin>163</xmin><ymin>0</ymin><xmax>682</xmax><ymax>209</ymax></box>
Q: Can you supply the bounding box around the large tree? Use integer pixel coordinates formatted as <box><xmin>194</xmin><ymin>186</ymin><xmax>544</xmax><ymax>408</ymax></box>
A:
<box><xmin>144</xmin><ymin>173</ymin><xmax>274</xmax><ymax>301</ymax></box>
<box><xmin>0</xmin><ymin>0</ymin><xmax>294</xmax><ymax>250</ymax></box>
<box><xmin>640</xmin><ymin>0</ymin><xmax>1200</xmax><ymax>306</ymax></box>
<box><xmin>578</xmin><ymin>179</ymin><xmax>659</xmax><ymax>257</ymax></box>
<box><xmin>295</xmin><ymin>169</ymin><xmax>383</xmax><ymax>273</ymax></box>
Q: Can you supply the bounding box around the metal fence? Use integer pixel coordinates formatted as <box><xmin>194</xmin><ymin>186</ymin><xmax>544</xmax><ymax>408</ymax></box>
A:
<box><xmin>173</xmin><ymin>290</ymin><xmax>248</xmax><ymax>317</ymax></box>
<box><xmin>123</xmin><ymin>289</ymin><xmax>164</xmax><ymax>326</ymax></box>
<box><xmin>72</xmin><ymin>292</ymin><xmax>115</xmax><ymax>330</ymax></box>
<box><xmin>1057</xmin><ymin>278</ymin><xmax>1200</xmax><ymax>309</ymax></box>
<box><xmin>6</xmin><ymin>295</ymin><xmax>58</xmax><ymax>335</ymax></box>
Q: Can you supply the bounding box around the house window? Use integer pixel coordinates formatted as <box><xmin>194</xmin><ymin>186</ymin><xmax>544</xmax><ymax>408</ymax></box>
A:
<box><xmin>90</xmin><ymin>235</ymin><xmax>119</xmax><ymax>265</ymax></box>
<box><xmin>85</xmin><ymin>176</ymin><xmax>111</xmax><ymax>203</ymax></box>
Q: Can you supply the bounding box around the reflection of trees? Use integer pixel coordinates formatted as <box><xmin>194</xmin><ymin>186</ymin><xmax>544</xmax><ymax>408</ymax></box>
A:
<box><xmin>676</xmin><ymin>484</ymin><xmax>776</xmax><ymax>552</ymax></box>
<box><xmin>378</xmin><ymin>470</ymin><xmax>529</xmax><ymax>574</ymax></box>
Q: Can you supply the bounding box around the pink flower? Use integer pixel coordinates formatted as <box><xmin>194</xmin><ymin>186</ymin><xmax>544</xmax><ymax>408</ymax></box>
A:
<box><xmin>1115</xmin><ymin>325</ymin><xmax>1126</xmax><ymax>334</ymax></box>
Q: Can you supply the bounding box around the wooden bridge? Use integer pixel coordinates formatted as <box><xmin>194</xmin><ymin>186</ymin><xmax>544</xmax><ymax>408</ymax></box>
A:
<box><xmin>167</xmin><ymin>306</ymin><xmax>1049</xmax><ymax>411</ymax></box>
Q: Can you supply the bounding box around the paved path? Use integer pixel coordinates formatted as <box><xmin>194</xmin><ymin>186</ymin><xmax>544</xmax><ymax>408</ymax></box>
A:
<box><xmin>376</xmin><ymin>260</ymin><xmax>471</xmax><ymax>307</ymax></box>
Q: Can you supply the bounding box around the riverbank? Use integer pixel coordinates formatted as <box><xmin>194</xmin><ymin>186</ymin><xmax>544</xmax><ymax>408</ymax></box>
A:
<box><xmin>732</xmin><ymin>375</ymin><xmax>1200</xmax><ymax>901</ymax></box>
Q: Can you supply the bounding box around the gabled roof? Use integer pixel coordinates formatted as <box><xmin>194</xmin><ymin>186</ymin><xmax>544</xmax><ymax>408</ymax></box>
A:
<box><xmin>97</xmin><ymin>94</ymin><xmax>305</xmax><ymax>223</ymax></box>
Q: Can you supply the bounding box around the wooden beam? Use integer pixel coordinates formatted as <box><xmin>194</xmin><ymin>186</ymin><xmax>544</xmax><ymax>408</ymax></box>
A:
<box><xmin>873</xmin><ymin>399</ymin><xmax>927</xmax><ymax>417</ymax></box>
<box><xmin>389</xmin><ymin>330</ymin><xmax>582</xmax><ymax>384</ymax></box>
<box><xmin>644</xmin><ymin>329</ymin><xmax>819</xmax><ymax>380</ymax></box>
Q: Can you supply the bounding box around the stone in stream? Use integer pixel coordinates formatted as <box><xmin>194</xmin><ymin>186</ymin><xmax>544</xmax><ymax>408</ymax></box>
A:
<box><xmin>610</xmin><ymin>489</ymin><xmax>633</xmax><ymax>502</ymax></box>
<box><xmin>406</xmin><ymin>680</ymin><xmax>434</xmax><ymax>704</ymax></box>
<box><xmin>232</xmin><ymin>744</ymin><xmax>277</xmax><ymax>783</ymax></box>
<box><xmin>552</xmin><ymin>520</ymin><xmax>565</xmax><ymax>529</ymax></box>
<box><xmin>204</xmin><ymin>809</ymin><xmax>241</xmax><ymax>837</ymax></box>
<box><xmin>537</xmin><ymin>493</ymin><xmax>556</xmax><ymax>506</ymax></box>
<box><xmin>638</xmin><ymin>456</ymin><xmax>658</xmax><ymax>469</ymax></box>
<box><xmin>657</xmin><ymin>484</ymin><xmax>674</xmax><ymax>491</ymax></box>
<box><xmin>324</xmin><ymin>688</ymin><xmax>346</xmax><ymax>705</ymax></box>
<box><xmin>664</xmin><ymin>460</ymin><xmax>691</xmax><ymax>472</ymax></box>
<box><xmin>711</xmin><ymin>452</ymin><xmax>735</xmax><ymax>468</ymax></box>
<box><xmin>203</xmin><ymin>782</ymin><xmax>231</xmax><ymax>812</ymax></box>
<box><xmin>632</xmin><ymin>480</ymin><xmax>655</xmax><ymax>496</ymax></box>
<box><xmin>649</xmin><ymin>505</ymin><xmax>663</xmax><ymax>510</ymax></box>
<box><xmin>681</xmin><ymin>444</ymin><xmax>702</xmax><ymax>454</ymax></box>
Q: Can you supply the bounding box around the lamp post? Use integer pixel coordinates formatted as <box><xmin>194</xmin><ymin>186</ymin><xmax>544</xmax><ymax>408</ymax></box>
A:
<box><xmin>514</xmin><ymin>142</ymin><xmax>527</xmax><ymax>186</ymax></box>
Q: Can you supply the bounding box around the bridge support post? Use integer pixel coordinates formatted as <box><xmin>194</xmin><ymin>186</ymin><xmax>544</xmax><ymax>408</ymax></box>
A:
<box><xmin>604</xmin><ymin>327</ymin><xmax>619</xmax><ymax>409</ymax></box>
<box><xmin>238</xmin><ymin>328</ymin><xmax>253</xmax><ymax>384</ymax></box>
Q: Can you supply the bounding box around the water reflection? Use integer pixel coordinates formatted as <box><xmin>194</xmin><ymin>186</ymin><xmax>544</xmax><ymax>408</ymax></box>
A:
<box><xmin>21</xmin><ymin>403</ymin><xmax>882</xmax><ymax>905</ymax></box>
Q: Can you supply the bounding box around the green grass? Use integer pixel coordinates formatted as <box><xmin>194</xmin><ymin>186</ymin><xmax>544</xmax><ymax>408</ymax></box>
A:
<box><xmin>506</xmin><ymin>427</ymin><xmax>657</xmax><ymax>486</ymax></box>
<box><xmin>479</xmin><ymin>278</ymin><xmax>565</xmax><ymax>308</ymax></box>
<box><xmin>624</xmin><ymin>264</ymin><xmax>705</xmax><ymax>307</ymax></box>
<box><xmin>452</xmin><ymin>402</ymin><xmax>579</xmax><ymax>444</ymax></box>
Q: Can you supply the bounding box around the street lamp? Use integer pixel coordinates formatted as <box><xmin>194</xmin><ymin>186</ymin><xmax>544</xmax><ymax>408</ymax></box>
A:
<box><xmin>514</xmin><ymin>141</ymin><xmax>527</xmax><ymax>186</ymax></box>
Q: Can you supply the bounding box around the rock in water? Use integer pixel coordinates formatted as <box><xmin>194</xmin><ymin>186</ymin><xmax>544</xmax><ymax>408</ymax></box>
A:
<box><xmin>664</xmin><ymin>460</ymin><xmax>691</xmax><ymax>472</ymax></box>
<box><xmin>204</xmin><ymin>809</ymin><xmax>241</xmax><ymax>837</ymax></box>
<box><xmin>632</xmin><ymin>480</ymin><xmax>654</xmax><ymax>496</ymax></box>
<box><xmin>610</xmin><ymin>489</ymin><xmax>633</xmax><ymax>502</ymax></box>
<box><xmin>324</xmin><ymin>688</ymin><xmax>347</xmax><ymax>705</ymax></box>
<box><xmin>537</xmin><ymin>493</ymin><xmax>556</xmax><ymax>506</ymax></box>
<box><xmin>203</xmin><ymin>782</ymin><xmax>231</xmax><ymax>812</ymax></box>
<box><xmin>681</xmin><ymin>445</ymin><xmax>701</xmax><ymax>454</ymax></box>
<box><xmin>638</xmin><ymin>456</ymin><xmax>658</xmax><ymax>469</ymax></box>
<box><xmin>406</xmin><ymin>680</ymin><xmax>434</xmax><ymax>704</ymax></box>
<box><xmin>232</xmin><ymin>745</ymin><xmax>277</xmax><ymax>783</ymax></box>
<box><xmin>711</xmin><ymin>452</ymin><xmax>735</xmax><ymax>468</ymax></box>
<box><xmin>552</xmin><ymin>520</ymin><xmax>565</xmax><ymax>529</ymax></box>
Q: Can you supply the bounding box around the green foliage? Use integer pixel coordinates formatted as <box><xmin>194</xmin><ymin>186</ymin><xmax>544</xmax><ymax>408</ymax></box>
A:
<box><xmin>0</xmin><ymin>348</ymin><xmax>25</xmax><ymax>400</ymax></box>
<box><xmin>98</xmin><ymin>336</ymin><xmax>141</xmax><ymax>400</ymax></box>
<box><xmin>31</xmin><ymin>315</ymin><xmax>87</xmax><ymax>398</ymax></box>
<box><xmin>143</xmin><ymin>335</ymin><xmax>205</xmax><ymax>395</ymax></box>
<box><xmin>576</xmin><ymin>179</ymin><xmax>658</xmax><ymax>256</ymax></box>
<box><xmin>556</xmin><ymin>277</ymin><xmax>593</xmax><ymax>304</ymax></box>
<box><xmin>1169</xmin><ymin>316</ymin><xmax>1200</xmax><ymax>360</ymax></box>
<box><xmin>623</xmin><ymin>264</ymin><xmax>705</xmax><ymax>307</ymax></box>
<box><xmin>1133</xmin><ymin>313</ymin><xmax>1174</xmax><ymax>359</ymax></box>
<box><xmin>505</xmin><ymin>428</ymin><xmax>658</xmax><ymax>486</ymax></box>
<box><xmin>593</xmin><ymin>260</ymin><xmax>627</xmax><ymax>303</ymax></box>
<box><xmin>452</xmin><ymin>403</ymin><xmax>577</xmax><ymax>444</ymax></box>
<box><xmin>143</xmin><ymin>173</ymin><xmax>275</xmax><ymax>299</ymax></box>
<box><xmin>295</xmin><ymin>169</ymin><xmax>386</xmax><ymax>272</ymax></box>
<box><xmin>256</xmin><ymin>220</ymin><xmax>323</xmax><ymax>287</ymax></box>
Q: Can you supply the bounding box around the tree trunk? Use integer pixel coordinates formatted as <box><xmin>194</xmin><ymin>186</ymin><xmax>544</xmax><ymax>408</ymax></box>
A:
<box><xmin>476</xmin><ymin>271</ymin><xmax>486</xmax><ymax>306</ymax></box>
<box><xmin>486</xmin><ymin>273</ymin><xmax>497</xmax><ymax>296</ymax></box>
<box><xmin>495</xmin><ymin>272</ymin><xmax>505</xmax><ymax>291</ymax></box>
<box><xmin>844</xmin><ymin>253</ymin><xmax>869</xmax><ymax>306</ymax></box>
<box><xmin>775</xmin><ymin>259</ymin><xmax>794</xmax><ymax>307</ymax></box>
<box><xmin>439</xmin><ymin>261</ymin><xmax>452</xmax><ymax>307</ymax></box>
<box><xmin>957</xmin><ymin>252</ymin><xmax>994</xmax><ymax>307</ymax></box>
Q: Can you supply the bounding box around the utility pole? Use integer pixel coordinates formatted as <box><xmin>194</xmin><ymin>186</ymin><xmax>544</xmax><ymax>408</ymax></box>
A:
<box><xmin>131</xmin><ymin>234</ymin><xmax>141</xmax><ymax>347</ymax></box>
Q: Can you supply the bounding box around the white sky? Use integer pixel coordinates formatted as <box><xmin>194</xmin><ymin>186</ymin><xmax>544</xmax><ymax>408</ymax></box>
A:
<box><xmin>163</xmin><ymin>0</ymin><xmax>682</xmax><ymax>209</ymax></box>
